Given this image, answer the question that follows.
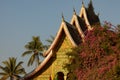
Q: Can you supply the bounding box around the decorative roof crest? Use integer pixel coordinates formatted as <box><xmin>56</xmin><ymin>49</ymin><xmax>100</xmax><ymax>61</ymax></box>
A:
<box><xmin>62</xmin><ymin>13</ymin><xmax>65</xmax><ymax>22</ymax></box>
<box><xmin>82</xmin><ymin>0</ymin><xmax>85</xmax><ymax>7</ymax></box>
<box><xmin>73</xmin><ymin>8</ymin><xmax>77</xmax><ymax>15</ymax></box>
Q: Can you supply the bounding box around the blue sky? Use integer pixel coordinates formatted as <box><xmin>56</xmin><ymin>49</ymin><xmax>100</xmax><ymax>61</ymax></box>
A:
<box><xmin>0</xmin><ymin>0</ymin><xmax>120</xmax><ymax>73</ymax></box>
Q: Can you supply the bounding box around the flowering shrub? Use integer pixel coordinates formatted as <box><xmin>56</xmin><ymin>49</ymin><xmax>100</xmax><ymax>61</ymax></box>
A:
<box><xmin>65</xmin><ymin>23</ymin><xmax>120</xmax><ymax>80</ymax></box>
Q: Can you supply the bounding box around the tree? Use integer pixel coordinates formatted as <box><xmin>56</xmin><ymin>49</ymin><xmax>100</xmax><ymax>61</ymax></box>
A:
<box><xmin>0</xmin><ymin>57</ymin><xmax>26</xmax><ymax>80</ymax></box>
<box><xmin>65</xmin><ymin>23</ymin><xmax>120</xmax><ymax>80</ymax></box>
<box><xmin>22</xmin><ymin>36</ymin><xmax>44</xmax><ymax>67</ymax></box>
<box><xmin>45</xmin><ymin>35</ymin><xmax>55</xmax><ymax>49</ymax></box>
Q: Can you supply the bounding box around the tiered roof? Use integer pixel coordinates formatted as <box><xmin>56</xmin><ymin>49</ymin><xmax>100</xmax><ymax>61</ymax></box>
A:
<box><xmin>23</xmin><ymin>1</ymin><xmax>100</xmax><ymax>80</ymax></box>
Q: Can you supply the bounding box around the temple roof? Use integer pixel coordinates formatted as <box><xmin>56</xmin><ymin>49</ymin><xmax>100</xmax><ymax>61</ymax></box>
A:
<box><xmin>23</xmin><ymin>1</ymin><xmax>100</xmax><ymax>79</ymax></box>
<box><xmin>23</xmin><ymin>19</ymin><xmax>82</xmax><ymax>80</ymax></box>
<box><xmin>71</xmin><ymin>12</ymin><xmax>87</xmax><ymax>41</ymax></box>
<box><xmin>44</xmin><ymin>19</ymin><xmax>81</xmax><ymax>57</ymax></box>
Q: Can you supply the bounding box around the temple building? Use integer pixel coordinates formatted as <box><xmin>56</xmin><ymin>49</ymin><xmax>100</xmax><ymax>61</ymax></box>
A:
<box><xmin>23</xmin><ymin>1</ymin><xmax>100</xmax><ymax>80</ymax></box>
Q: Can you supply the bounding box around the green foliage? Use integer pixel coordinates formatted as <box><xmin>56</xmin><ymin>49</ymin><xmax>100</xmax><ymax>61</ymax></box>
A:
<box><xmin>22</xmin><ymin>36</ymin><xmax>44</xmax><ymax>67</ymax></box>
<box><xmin>25</xmin><ymin>36</ymin><xmax>44</xmax><ymax>51</ymax></box>
<box><xmin>0</xmin><ymin>57</ymin><xmax>26</xmax><ymax>80</ymax></box>
<box><xmin>45</xmin><ymin>35</ymin><xmax>55</xmax><ymax>49</ymax></box>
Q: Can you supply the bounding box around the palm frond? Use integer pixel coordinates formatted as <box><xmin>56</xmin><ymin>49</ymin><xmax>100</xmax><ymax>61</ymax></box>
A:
<box><xmin>15</xmin><ymin>68</ymin><xmax>26</xmax><ymax>75</ymax></box>
<box><xmin>15</xmin><ymin>61</ymin><xmax>23</xmax><ymax>72</ymax></box>
<box><xmin>0</xmin><ymin>65</ymin><xmax>5</xmax><ymax>70</ymax></box>
<box><xmin>0</xmin><ymin>72</ymin><xmax>7</xmax><ymax>75</ymax></box>
<box><xmin>1</xmin><ymin>66</ymin><xmax>10</xmax><ymax>74</ymax></box>
<box><xmin>46</xmin><ymin>35</ymin><xmax>54</xmax><ymax>44</ymax></box>
<box><xmin>0</xmin><ymin>65</ymin><xmax>9</xmax><ymax>73</ymax></box>
<box><xmin>13</xmin><ymin>74</ymin><xmax>22</xmax><ymax>79</ymax></box>
<box><xmin>9</xmin><ymin>57</ymin><xmax>16</xmax><ymax>73</ymax></box>
<box><xmin>27</xmin><ymin>54</ymin><xmax>35</xmax><ymax>66</ymax></box>
<box><xmin>2</xmin><ymin>61</ymin><xmax>10</xmax><ymax>70</ymax></box>
<box><xmin>22</xmin><ymin>50</ymin><xmax>32</xmax><ymax>57</ymax></box>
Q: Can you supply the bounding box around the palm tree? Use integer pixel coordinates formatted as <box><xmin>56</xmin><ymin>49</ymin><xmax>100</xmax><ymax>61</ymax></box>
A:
<box><xmin>22</xmin><ymin>36</ymin><xmax>44</xmax><ymax>67</ymax></box>
<box><xmin>0</xmin><ymin>57</ymin><xmax>26</xmax><ymax>80</ymax></box>
<box><xmin>45</xmin><ymin>35</ymin><xmax>55</xmax><ymax>49</ymax></box>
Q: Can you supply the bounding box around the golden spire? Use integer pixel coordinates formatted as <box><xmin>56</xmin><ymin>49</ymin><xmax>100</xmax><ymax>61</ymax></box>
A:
<box><xmin>73</xmin><ymin>8</ymin><xmax>76</xmax><ymax>15</ymax></box>
<box><xmin>82</xmin><ymin>0</ymin><xmax>85</xmax><ymax>7</ymax></box>
<box><xmin>62</xmin><ymin>13</ymin><xmax>65</xmax><ymax>22</ymax></box>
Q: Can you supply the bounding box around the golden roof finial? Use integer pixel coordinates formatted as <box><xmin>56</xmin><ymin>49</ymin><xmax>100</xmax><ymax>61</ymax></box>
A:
<box><xmin>82</xmin><ymin>0</ymin><xmax>85</xmax><ymax>7</ymax></box>
<box><xmin>73</xmin><ymin>8</ymin><xmax>76</xmax><ymax>15</ymax></box>
<box><xmin>62</xmin><ymin>13</ymin><xmax>65</xmax><ymax>22</ymax></box>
